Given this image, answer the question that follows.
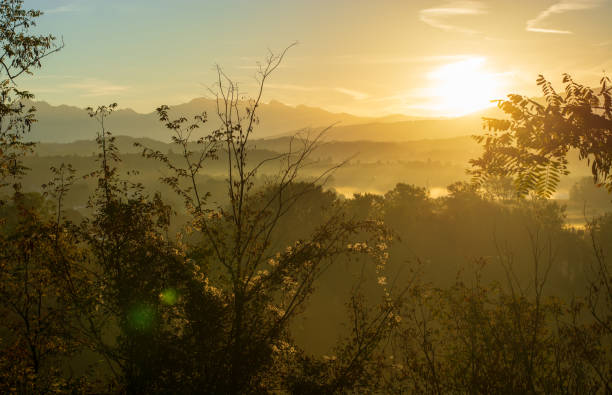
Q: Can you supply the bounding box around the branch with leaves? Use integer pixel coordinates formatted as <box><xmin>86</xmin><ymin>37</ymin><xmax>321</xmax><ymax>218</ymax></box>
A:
<box><xmin>470</xmin><ymin>74</ymin><xmax>612</xmax><ymax>198</ymax></box>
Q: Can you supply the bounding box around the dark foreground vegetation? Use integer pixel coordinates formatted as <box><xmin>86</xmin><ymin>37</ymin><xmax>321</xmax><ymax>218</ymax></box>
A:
<box><xmin>0</xmin><ymin>1</ymin><xmax>611</xmax><ymax>393</ymax></box>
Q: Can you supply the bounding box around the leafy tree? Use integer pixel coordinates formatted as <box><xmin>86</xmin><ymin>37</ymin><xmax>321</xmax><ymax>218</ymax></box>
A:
<box><xmin>68</xmin><ymin>103</ymin><xmax>193</xmax><ymax>392</ymax></box>
<box><xmin>570</xmin><ymin>176</ymin><xmax>612</xmax><ymax>208</ymax></box>
<box><xmin>387</xmin><ymin>252</ymin><xmax>610</xmax><ymax>393</ymax></box>
<box><xmin>0</xmin><ymin>0</ymin><xmax>62</xmax><ymax>195</ymax></box>
<box><xmin>383</xmin><ymin>183</ymin><xmax>434</xmax><ymax>226</ymax></box>
<box><xmin>470</xmin><ymin>74</ymin><xmax>612</xmax><ymax>198</ymax></box>
<box><xmin>0</xmin><ymin>1</ymin><xmax>76</xmax><ymax>392</ymax></box>
<box><xmin>584</xmin><ymin>213</ymin><xmax>612</xmax><ymax>389</ymax></box>
<box><xmin>0</xmin><ymin>166</ymin><xmax>93</xmax><ymax>393</ymax></box>
<box><xmin>136</xmin><ymin>47</ymin><xmax>403</xmax><ymax>393</ymax></box>
<box><xmin>463</xmin><ymin>72</ymin><xmax>612</xmax><ymax>393</ymax></box>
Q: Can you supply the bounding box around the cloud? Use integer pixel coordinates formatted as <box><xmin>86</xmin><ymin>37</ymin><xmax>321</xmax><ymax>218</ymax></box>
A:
<box><xmin>334</xmin><ymin>88</ymin><xmax>370</xmax><ymax>100</ymax></box>
<box><xmin>237</xmin><ymin>64</ymin><xmax>289</xmax><ymax>70</ymax></box>
<box><xmin>44</xmin><ymin>4</ymin><xmax>78</xmax><ymax>14</ymax></box>
<box><xmin>32</xmin><ymin>74</ymin><xmax>79</xmax><ymax>80</ymax></box>
<box><xmin>335</xmin><ymin>54</ymin><xmax>476</xmax><ymax>65</ymax></box>
<box><xmin>266</xmin><ymin>83</ymin><xmax>370</xmax><ymax>100</ymax></box>
<box><xmin>526</xmin><ymin>0</ymin><xmax>604</xmax><ymax>34</ymax></box>
<box><xmin>29</xmin><ymin>87</ymin><xmax>62</xmax><ymax>94</ymax></box>
<box><xmin>265</xmin><ymin>83</ymin><xmax>321</xmax><ymax>92</ymax></box>
<box><xmin>419</xmin><ymin>1</ymin><xmax>487</xmax><ymax>34</ymax></box>
<box><xmin>63</xmin><ymin>79</ymin><xmax>129</xmax><ymax>97</ymax></box>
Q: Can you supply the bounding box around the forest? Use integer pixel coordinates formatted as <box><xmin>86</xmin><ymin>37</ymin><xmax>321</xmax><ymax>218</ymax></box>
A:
<box><xmin>0</xmin><ymin>1</ymin><xmax>611</xmax><ymax>393</ymax></box>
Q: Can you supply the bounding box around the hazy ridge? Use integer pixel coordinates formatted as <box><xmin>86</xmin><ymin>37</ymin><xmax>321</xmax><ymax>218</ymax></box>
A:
<box><xmin>26</xmin><ymin>98</ymin><xmax>504</xmax><ymax>143</ymax></box>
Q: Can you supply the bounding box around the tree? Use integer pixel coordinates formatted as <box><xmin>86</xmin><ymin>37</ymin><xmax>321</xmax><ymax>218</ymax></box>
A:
<box><xmin>464</xmin><ymin>73</ymin><xmax>612</xmax><ymax>392</ymax></box>
<box><xmin>0</xmin><ymin>2</ymin><xmax>78</xmax><ymax>392</ymax></box>
<box><xmin>0</xmin><ymin>0</ymin><xmax>62</xmax><ymax>196</ymax></box>
<box><xmin>136</xmin><ymin>46</ymin><xmax>403</xmax><ymax>393</ymax></box>
<box><xmin>66</xmin><ymin>103</ymin><xmax>193</xmax><ymax>392</ymax></box>
<box><xmin>0</xmin><ymin>192</ymin><xmax>85</xmax><ymax>393</ymax></box>
<box><xmin>570</xmin><ymin>176</ymin><xmax>612</xmax><ymax>208</ymax></box>
<box><xmin>470</xmin><ymin>74</ymin><xmax>612</xmax><ymax>198</ymax></box>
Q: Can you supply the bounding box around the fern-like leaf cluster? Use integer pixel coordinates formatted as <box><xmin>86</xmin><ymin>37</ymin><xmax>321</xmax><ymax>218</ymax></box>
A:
<box><xmin>470</xmin><ymin>74</ymin><xmax>612</xmax><ymax>198</ymax></box>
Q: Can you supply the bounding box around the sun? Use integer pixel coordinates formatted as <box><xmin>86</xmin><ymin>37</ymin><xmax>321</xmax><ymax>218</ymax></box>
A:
<box><xmin>425</xmin><ymin>57</ymin><xmax>505</xmax><ymax>117</ymax></box>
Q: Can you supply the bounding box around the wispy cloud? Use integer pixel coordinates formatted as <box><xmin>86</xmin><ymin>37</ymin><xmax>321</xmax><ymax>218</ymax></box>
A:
<box><xmin>30</xmin><ymin>87</ymin><xmax>62</xmax><ymax>94</ymax></box>
<box><xmin>419</xmin><ymin>1</ymin><xmax>487</xmax><ymax>34</ymax></box>
<box><xmin>526</xmin><ymin>0</ymin><xmax>604</xmax><ymax>34</ymax></box>
<box><xmin>334</xmin><ymin>88</ymin><xmax>370</xmax><ymax>100</ymax></box>
<box><xmin>334</xmin><ymin>54</ymin><xmax>476</xmax><ymax>65</ymax></box>
<box><xmin>265</xmin><ymin>83</ymin><xmax>321</xmax><ymax>92</ymax></box>
<box><xmin>32</xmin><ymin>74</ymin><xmax>79</xmax><ymax>80</ymax></box>
<box><xmin>63</xmin><ymin>79</ymin><xmax>129</xmax><ymax>97</ymax></box>
<box><xmin>236</xmin><ymin>64</ymin><xmax>289</xmax><ymax>70</ymax></box>
<box><xmin>266</xmin><ymin>83</ymin><xmax>370</xmax><ymax>100</ymax></box>
<box><xmin>44</xmin><ymin>3</ymin><xmax>79</xmax><ymax>15</ymax></box>
<box><xmin>593</xmin><ymin>40</ymin><xmax>611</xmax><ymax>46</ymax></box>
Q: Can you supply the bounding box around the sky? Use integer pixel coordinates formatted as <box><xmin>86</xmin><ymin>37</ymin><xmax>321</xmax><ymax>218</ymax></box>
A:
<box><xmin>20</xmin><ymin>0</ymin><xmax>612</xmax><ymax>117</ymax></box>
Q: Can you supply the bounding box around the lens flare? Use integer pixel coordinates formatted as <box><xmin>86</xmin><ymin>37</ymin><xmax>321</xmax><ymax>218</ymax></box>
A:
<box><xmin>160</xmin><ymin>288</ymin><xmax>179</xmax><ymax>305</ymax></box>
<box><xmin>128</xmin><ymin>304</ymin><xmax>155</xmax><ymax>331</ymax></box>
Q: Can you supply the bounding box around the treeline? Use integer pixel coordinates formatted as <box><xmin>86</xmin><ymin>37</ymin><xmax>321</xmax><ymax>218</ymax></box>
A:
<box><xmin>2</xmin><ymin>115</ymin><xmax>611</xmax><ymax>392</ymax></box>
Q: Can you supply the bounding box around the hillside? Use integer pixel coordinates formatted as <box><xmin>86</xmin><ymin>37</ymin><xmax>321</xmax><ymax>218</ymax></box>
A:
<box><xmin>26</xmin><ymin>99</ymin><xmax>506</xmax><ymax>143</ymax></box>
<box><xmin>26</xmin><ymin>98</ymin><xmax>418</xmax><ymax>143</ymax></box>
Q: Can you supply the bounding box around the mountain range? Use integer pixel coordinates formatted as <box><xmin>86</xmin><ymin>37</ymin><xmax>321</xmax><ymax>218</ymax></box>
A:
<box><xmin>25</xmin><ymin>98</ymin><xmax>504</xmax><ymax>143</ymax></box>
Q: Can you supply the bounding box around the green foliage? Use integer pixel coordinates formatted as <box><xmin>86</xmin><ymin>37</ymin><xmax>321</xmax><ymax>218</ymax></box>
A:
<box><xmin>0</xmin><ymin>0</ymin><xmax>62</xmax><ymax>196</ymax></box>
<box><xmin>470</xmin><ymin>74</ymin><xmax>612</xmax><ymax>198</ymax></box>
<box><xmin>130</xmin><ymin>48</ymin><xmax>403</xmax><ymax>393</ymax></box>
<box><xmin>0</xmin><ymin>192</ymin><xmax>91</xmax><ymax>393</ymax></box>
<box><xmin>387</xmin><ymin>265</ymin><xmax>608</xmax><ymax>393</ymax></box>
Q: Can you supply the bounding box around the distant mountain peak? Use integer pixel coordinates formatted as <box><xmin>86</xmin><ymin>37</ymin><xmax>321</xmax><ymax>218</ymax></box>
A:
<box><xmin>267</xmin><ymin>99</ymin><xmax>288</xmax><ymax>107</ymax></box>
<box><xmin>25</xmin><ymin>97</ymin><xmax>470</xmax><ymax>143</ymax></box>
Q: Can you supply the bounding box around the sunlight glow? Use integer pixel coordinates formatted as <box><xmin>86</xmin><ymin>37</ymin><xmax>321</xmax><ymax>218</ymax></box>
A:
<box><xmin>425</xmin><ymin>57</ymin><xmax>505</xmax><ymax>116</ymax></box>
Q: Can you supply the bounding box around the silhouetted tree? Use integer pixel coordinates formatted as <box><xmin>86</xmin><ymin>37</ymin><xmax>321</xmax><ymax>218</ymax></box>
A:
<box><xmin>470</xmin><ymin>74</ymin><xmax>612</xmax><ymax>198</ymax></box>
<box><xmin>137</xmin><ymin>47</ymin><xmax>403</xmax><ymax>393</ymax></box>
<box><xmin>0</xmin><ymin>0</ymin><xmax>62</xmax><ymax>196</ymax></box>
